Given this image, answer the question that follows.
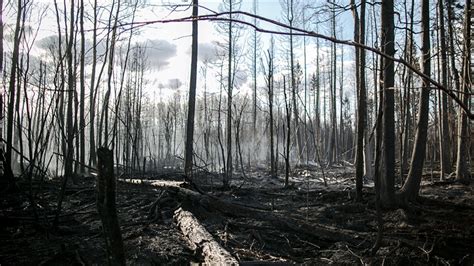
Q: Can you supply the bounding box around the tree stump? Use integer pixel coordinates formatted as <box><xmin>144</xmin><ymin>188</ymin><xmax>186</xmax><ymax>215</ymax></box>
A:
<box><xmin>96</xmin><ymin>147</ymin><xmax>125</xmax><ymax>266</ymax></box>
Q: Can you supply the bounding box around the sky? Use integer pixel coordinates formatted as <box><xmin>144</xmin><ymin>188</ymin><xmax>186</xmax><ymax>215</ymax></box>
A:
<box><xmin>130</xmin><ymin>0</ymin><xmax>355</xmax><ymax>100</ymax></box>
<box><xmin>5</xmin><ymin>0</ymin><xmax>357</xmax><ymax>108</ymax></box>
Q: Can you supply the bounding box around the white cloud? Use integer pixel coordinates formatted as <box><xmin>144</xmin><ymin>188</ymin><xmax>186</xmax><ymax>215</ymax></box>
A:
<box><xmin>185</xmin><ymin>42</ymin><xmax>220</xmax><ymax>63</ymax></box>
<box><xmin>142</xmin><ymin>39</ymin><xmax>177</xmax><ymax>70</ymax></box>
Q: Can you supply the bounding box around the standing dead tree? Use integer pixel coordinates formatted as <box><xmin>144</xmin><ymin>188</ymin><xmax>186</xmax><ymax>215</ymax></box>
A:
<box><xmin>283</xmin><ymin>75</ymin><xmax>291</xmax><ymax>187</ymax></box>
<box><xmin>454</xmin><ymin>0</ymin><xmax>472</xmax><ymax>183</ymax></box>
<box><xmin>351</xmin><ymin>0</ymin><xmax>367</xmax><ymax>201</ymax></box>
<box><xmin>399</xmin><ymin>0</ymin><xmax>432</xmax><ymax>201</ymax></box>
<box><xmin>96</xmin><ymin>147</ymin><xmax>125</xmax><ymax>266</ymax></box>
<box><xmin>184</xmin><ymin>0</ymin><xmax>199</xmax><ymax>179</ymax></box>
<box><xmin>5</xmin><ymin>0</ymin><xmax>22</xmax><ymax>181</ymax></box>
<box><xmin>262</xmin><ymin>42</ymin><xmax>276</xmax><ymax>178</ymax></box>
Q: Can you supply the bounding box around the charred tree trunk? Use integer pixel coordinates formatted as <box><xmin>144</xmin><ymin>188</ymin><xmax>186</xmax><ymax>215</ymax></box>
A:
<box><xmin>437</xmin><ymin>0</ymin><xmax>453</xmax><ymax>178</ymax></box>
<box><xmin>328</xmin><ymin>6</ymin><xmax>338</xmax><ymax>166</ymax></box>
<box><xmin>400</xmin><ymin>0</ymin><xmax>415</xmax><ymax>184</ymax></box>
<box><xmin>446</xmin><ymin>0</ymin><xmax>462</xmax><ymax>106</ymax></box>
<box><xmin>54</xmin><ymin>0</ymin><xmax>76</xmax><ymax>227</ymax></box>
<box><xmin>352</xmin><ymin>0</ymin><xmax>366</xmax><ymax>201</ymax></box>
<box><xmin>5</xmin><ymin>0</ymin><xmax>22</xmax><ymax>175</ymax></box>
<box><xmin>455</xmin><ymin>0</ymin><xmax>471</xmax><ymax>184</ymax></box>
<box><xmin>380</xmin><ymin>0</ymin><xmax>396</xmax><ymax>206</ymax></box>
<box><xmin>101</xmin><ymin>0</ymin><xmax>121</xmax><ymax>147</ymax></box>
<box><xmin>446</xmin><ymin>0</ymin><xmax>461</xmax><ymax>165</ymax></box>
<box><xmin>89</xmin><ymin>0</ymin><xmax>98</xmax><ymax>168</ymax></box>
<box><xmin>399</xmin><ymin>0</ymin><xmax>431</xmax><ymax>201</ymax></box>
<box><xmin>225</xmin><ymin>1</ymin><xmax>233</xmax><ymax>189</ymax></box>
<box><xmin>283</xmin><ymin>76</ymin><xmax>291</xmax><ymax>187</ymax></box>
<box><xmin>264</xmin><ymin>46</ymin><xmax>276</xmax><ymax>178</ymax></box>
<box><xmin>96</xmin><ymin>147</ymin><xmax>125</xmax><ymax>266</ymax></box>
<box><xmin>65</xmin><ymin>0</ymin><xmax>76</xmax><ymax>178</ymax></box>
<box><xmin>79</xmin><ymin>0</ymin><xmax>86</xmax><ymax>174</ymax></box>
<box><xmin>217</xmin><ymin>64</ymin><xmax>226</xmax><ymax>179</ymax></box>
<box><xmin>184</xmin><ymin>0</ymin><xmax>199</xmax><ymax>179</ymax></box>
<box><xmin>252</xmin><ymin>0</ymin><xmax>258</xmax><ymax>137</ymax></box>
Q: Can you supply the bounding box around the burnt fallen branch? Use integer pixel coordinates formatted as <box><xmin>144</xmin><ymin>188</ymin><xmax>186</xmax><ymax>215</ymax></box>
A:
<box><xmin>174</xmin><ymin>207</ymin><xmax>239</xmax><ymax>265</ymax></box>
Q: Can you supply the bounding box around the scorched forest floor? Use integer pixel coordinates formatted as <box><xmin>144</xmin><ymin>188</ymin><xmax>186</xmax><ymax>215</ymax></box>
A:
<box><xmin>1</xmin><ymin>165</ymin><xmax>473</xmax><ymax>265</ymax></box>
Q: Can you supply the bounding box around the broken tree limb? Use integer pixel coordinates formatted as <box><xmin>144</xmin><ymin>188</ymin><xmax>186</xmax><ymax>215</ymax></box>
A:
<box><xmin>96</xmin><ymin>147</ymin><xmax>126</xmax><ymax>266</ymax></box>
<box><xmin>174</xmin><ymin>207</ymin><xmax>239</xmax><ymax>265</ymax></box>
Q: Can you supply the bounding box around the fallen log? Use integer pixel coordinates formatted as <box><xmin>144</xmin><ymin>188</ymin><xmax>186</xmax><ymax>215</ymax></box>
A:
<box><xmin>123</xmin><ymin>179</ymin><xmax>366</xmax><ymax>245</ymax></box>
<box><xmin>120</xmin><ymin>178</ymin><xmax>185</xmax><ymax>188</ymax></box>
<box><xmin>174</xmin><ymin>207</ymin><xmax>239</xmax><ymax>265</ymax></box>
<box><xmin>166</xmin><ymin>186</ymin><xmax>366</xmax><ymax>245</ymax></box>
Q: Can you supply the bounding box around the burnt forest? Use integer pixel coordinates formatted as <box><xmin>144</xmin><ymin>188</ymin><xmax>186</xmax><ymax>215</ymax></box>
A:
<box><xmin>0</xmin><ymin>0</ymin><xmax>473</xmax><ymax>265</ymax></box>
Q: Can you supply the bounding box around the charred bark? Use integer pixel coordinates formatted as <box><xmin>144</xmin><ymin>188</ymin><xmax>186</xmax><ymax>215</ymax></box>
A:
<box><xmin>174</xmin><ymin>208</ymin><xmax>238</xmax><ymax>265</ymax></box>
<box><xmin>96</xmin><ymin>147</ymin><xmax>125</xmax><ymax>266</ymax></box>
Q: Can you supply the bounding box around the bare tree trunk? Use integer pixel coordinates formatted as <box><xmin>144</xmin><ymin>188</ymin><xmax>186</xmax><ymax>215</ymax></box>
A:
<box><xmin>252</xmin><ymin>0</ymin><xmax>258</xmax><ymax>136</ymax></box>
<box><xmin>380</xmin><ymin>0</ymin><xmax>396</xmax><ymax>206</ymax></box>
<box><xmin>217</xmin><ymin>63</ymin><xmax>226</xmax><ymax>179</ymax></box>
<box><xmin>330</xmin><ymin>6</ymin><xmax>338</xmax><ymax>165</ymax></box>
<box><xmin>264</xmin><ymin>44</ymin><xmax>275</xmax><ymax>178</ymax></box>
<box><xmin>283</xmin><ymin>76</ymin><xmax>291</xmax><ymax>188</ymax></box>
<box><xmin>455</xmin><ymin>0</ymin><xmax>471</xmax><ymax>184</ymax></box>
<box><xmin>79</xmin><ymin>0</ymin><xmax>85</xmax><ymax>174</ymax></box>
<box><xmin>15</xmin><ymin>56</ymin><xmax>24</xmax><ymax>172</ymax></box>
<box><xmin>269</xmin><ymin>92</ymin><xmax>275</xmax><ymax>177</ymax></box>
<box><xmin>372</xmin><ymin>48</ymin><xmax>386</xmax><ymax>251</ymax></box>
<box><xmin>371</xmin><ymin>107</ymin><xmax>384</xmax><ymax>254</ymax></box>
<box><xmin>446</xmin><ymin>0</ymin><xmax>461</xmax><ymax>102</ymax></box>
<box><xmin>286</xmin><ymin>0</ymin><xmax>302</xmax><ymax>163</ymax></box>
<box><xmin>352</xmin><ymin>0</ymin><xmax>366</xmax><ymax>201</ymax></box>
<box><xmin>54</xmin><ymin>0</ymin><xmax>76</xmax><ymax>227</ymax></box>
<box><xmin>314</xmin><ymin>35</ymin><xmax>321</xmax><ymax>160</ymax></box>
<box><xmin>339</xmin><ymin>47</ymin><xmax>344</xmax><ymax>160</ymax></box>
<box><xmin>225</xmin><ymin>1</ymin><xmax>233</xmax><ymax>189</ymax></box>
<box><xmin>0</xmin><ymin>0</ymin><xmax>9</xmax><ymax>188</ymax></box>
<box><xmin>113</xmin><ymin>3</ymin><xmax>138</xmax><ymax>161</ymax></box>
<box><xmin>235</xmin><ymin>99</ymin><xmax>247</xmax><ymax>178</ymax></box>
<box><xmin>5</xmin><ymin>0</ymin><xmax>22</xmax><ymax>175</ymax></box>
<box><xmin>446</xmin><ymin>0</ymin><xmax>462</xmax><ymax>165</ymax></box>
<box><xmin>437</xmin><ymin>0</ymin><xmax>452</xmax><ymax>179</ymax></box>
<box><xmin>303</xmin><ymin>10</ymin><xmax>308</xmax><ymax>164</ymax></box>
<box><xmin>399</xmin><ymin>0</ymin><xmax>431</xmax><ymax>201</ymax></box>
<box><xmin>400</xmin><ymin>0</ymin><xmax>415</xmax><ymax>184</ymax></box>
<box><xmin>100</xmin><ymin>0</ymin><xmax>121</xmax><ymax>147</ymax></box>
<box><xmin>202</xmin><ymin>62</ymin><xmax>211</xmax><ymax>164</ymax></box>
<box><xmin>184</xmin><ymin>0</ymin><xmax>199</xmax><ymax>178</ymax></box>
<box><xmin>89</xmin><ymin>0</ymin><xmax>99</xmax><ymax>167</ymax></box>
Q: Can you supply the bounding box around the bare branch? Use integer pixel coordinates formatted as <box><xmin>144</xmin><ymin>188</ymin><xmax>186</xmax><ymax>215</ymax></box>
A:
<box><xmin>108</xmin><ymin>10</ymin><xmax>473</xmax><ymax>119</ymax></box>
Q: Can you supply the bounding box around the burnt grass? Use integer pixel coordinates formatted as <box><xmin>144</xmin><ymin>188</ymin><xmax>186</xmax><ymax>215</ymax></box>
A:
<box><xmin>1</xmin><ymin>166</ymin><xmax>473</xmax><ymax>265</ymax></box>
